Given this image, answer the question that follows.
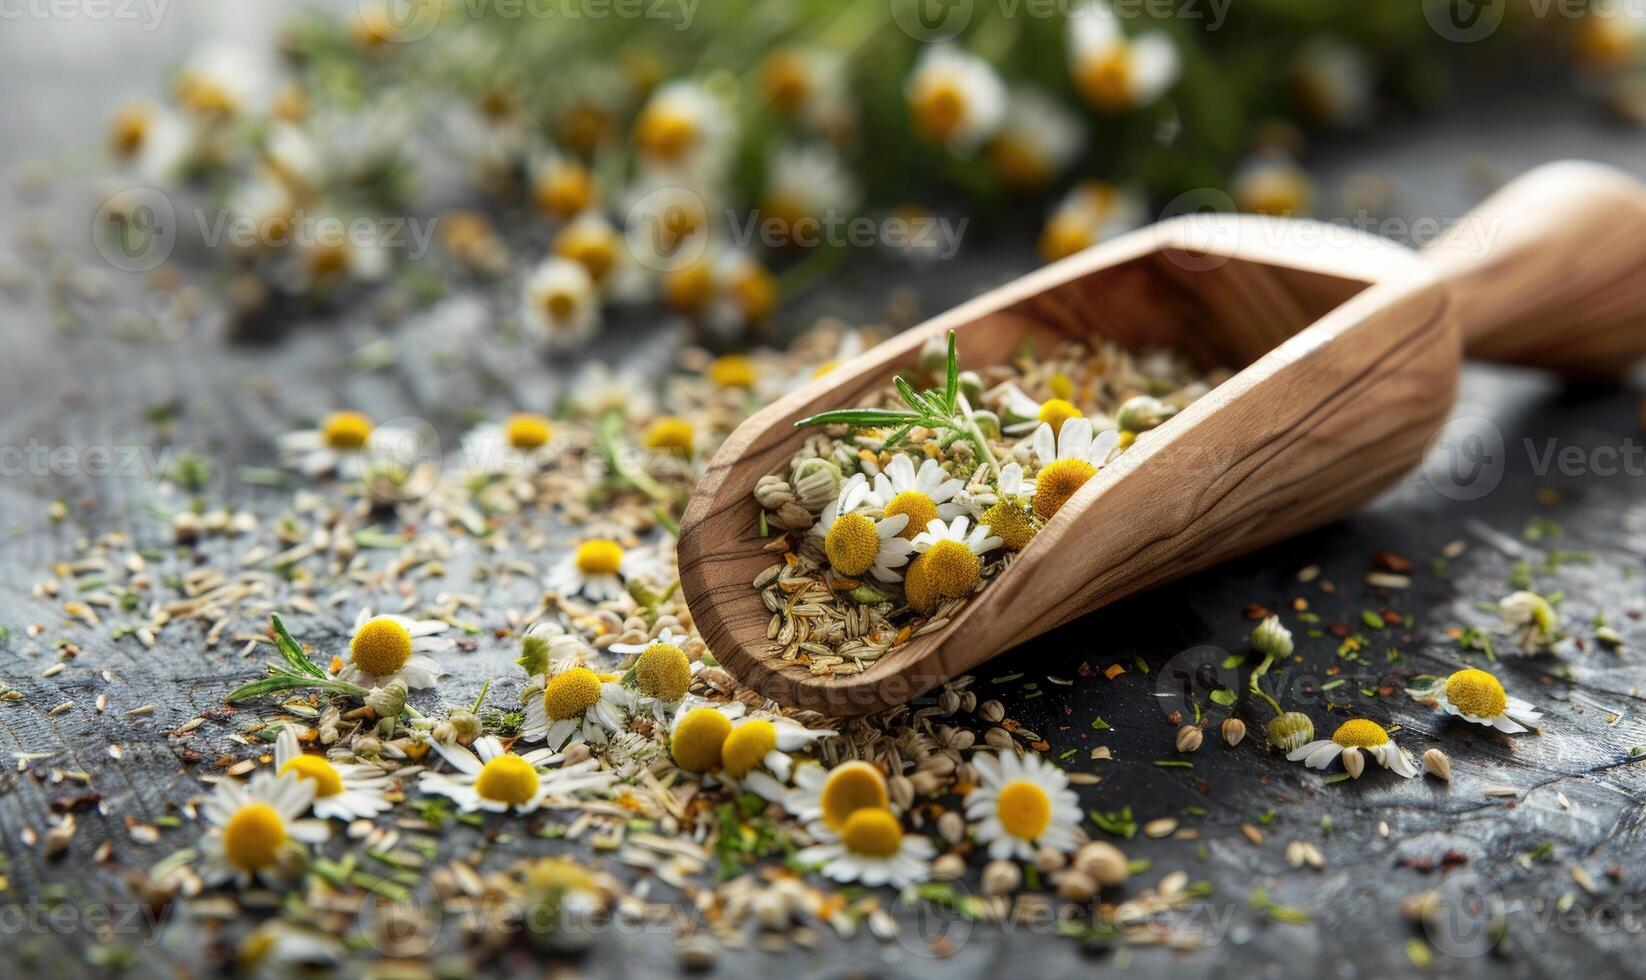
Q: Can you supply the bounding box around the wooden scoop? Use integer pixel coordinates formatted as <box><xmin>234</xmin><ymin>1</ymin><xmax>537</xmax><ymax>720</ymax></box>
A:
<box><xmin>678</xmin><ymin>160</ymin><xmax>1646</xmax><ymax>716</ymax></box>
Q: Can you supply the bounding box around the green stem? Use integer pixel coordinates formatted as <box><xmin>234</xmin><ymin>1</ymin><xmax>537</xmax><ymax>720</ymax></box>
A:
<box><xmin>469</xmin><ymin>678</ymin><xmax>492</xmax><ymax>715</ymax></box>
<box><xmin>599</xmin><ymin>410</ymin><xmax>677</xmax><ymax>508</ymax></box>
<box><xmin>955</xmin><ymin>393</ymin><xmax>1000</xmax><ymax>480</ymax></box>
<box><xmin>1248</xmin><ymin>654</ymin><xmax>1284</xmax><ymax>716</ymax></box>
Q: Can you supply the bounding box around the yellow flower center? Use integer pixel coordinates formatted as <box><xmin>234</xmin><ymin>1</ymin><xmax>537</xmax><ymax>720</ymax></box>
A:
<box><xmin>1237</xmin><ymin>170</ymin><xmax>1310</xmax><ymax>217</ymax></box>
<box><xmin>350</xmin><ymin>617</ymin><xmax>413</xmax><ymax>677</ymax></box>
<box><xmin>903</xmin><ymin>552</ymin><xmax>940</xmax><ymax>615</ymax></box>
<box><xmin>708</xmin><ymin>355</ymin><xmax>757</xmax><ymax>389</ymax></box>
<box><xmin>222</xmin><ymin>803</ymin><xmax>287</xmax><ymax>872</ymax></box>
<box><xmin>1445</xmin><ymin>669</ymin><xmax>1507</xmax><ymax>719</ymax></box>
<box><xmin>911</xmin><ymin>80</ymin><xmax>966</xmax><ymax>143</ymax></box>
<box><xmin>542</xmin><ymin>289</ymin><xmax>579</xmax><ymax>323</ymax></box>
<box><xmin>663</xmin><ymin>262</ymin><xmax>714</xmax><ymax>314</ymax></box>
<box><xmin>1048</xmin><ymin>373</ymin><xmax>1076</xmax><ymax>401</ymax></box>
<box><xmin>819</xmin><ymin>762</ymin><xmax>889</xmax><ymax>832</ymax></box>
<box><xmin>109</xmin><ymin>103</ymin><xmax>151</xmax><ymax>159</ymax></box>
<box><xmin>644</xmin><ymin>417</ymin><xmax>695</xmax><ymax>453</ymax></box>
<box><xmin>574</xmin><ymin>539</ymin><xmax>624</xmax><ymax>576</ymax></box>
<box><xmin>1039</xmin><ymin>215</ymin><xmax>1094</xmax><ymax>263</ymax></box>
<box><xmin>524</xmin><ymin>856</ymin><xmax>595</xmax><ymax>894</ymax></box>
<box><xmin>474</xmin><ymin>754</ymin><xmax>541</xmax><ymax>806</ymax></box>
<box><xmin>321</xmin><ymin>411</ymin><xmax>374</xmax><ymax>451</ymax></box>
<box><xmin>839</xmin><ymin>807</ymin><xmax>904</xmax><ymax>859</ymax></box>
<box><xmin>759</xmin><ymin>49</ymin><xmax>810</xmax><ymax>113</ymax></box>
<box><xmin>1036</xmin><ymin>399</ymin><xmax>1083</xmax><ymax>435</ymax></box>
<box><xmin>981</xmin><ymin>501</ymin><xmax>1035</xmax><ymax>552</ymax></box>
<box><xmin>504</xmin><ymin>413</ymin><xmax>552</xmax><ymax>451</ymax></box>
<box><xmin>543</xmin><ymin>667</ymin><xmax>603</xmax><ymax>721</ymax></box>
<box><xmin>988</xmin><ymin>136</ymin><xmax>1047</xmax><ymax>192</ymax></box>
<box><xmin>883</xmin><ymin>490</ymin><xmax>940</xmax><ymax>541</ymax></box>
<box><xmin>824</xmin><ymin>512</ymin><xmax>881</xmax><ymax>577</ymax></box>
<box><xmin>1331</xmin><ymin>718</ymin><xmax>1391</xmax><ymax>748</ymax></box>
<box><xmin>730</xmin><ymin>265</ymin><xmax>778</xmax><ymax>322</ymax></box>
<box><xmin>671</xmin><ymin>707</ymin><xmax>732</xmax><ymax>773</ymax></box>
<box><xmin>278</xmin><ymin>755</ymin><xmax>343</xmax><ymax>798</ymax></box>
<box><xmin>634</xmin><ymin>643</ymin><xmax>691</xmax><ymax>702</ymax></box>
<box><xmin>721</xmin><ymin>719</ymin><xmax>778</xmax><ymax>779</ymax></box>
<box><xmin>995</xmin><ymin>779</ymin><xmax>1053</xmax><ymax>841</ymax></box>
<box><xmin>1033</xmin><ymin>457</ymin><xmax>1097</xmax><ymax>521</ymax></box>
<box><xmin>919</xmin><ymin>539</ymin><xmax>981</xmax><ymax>602</ymax></box>
<box><xmin>554</xmin><ymin>227</ymin><xmax>617</xmax><ymax>283</ymax></box>
<box><xmin>635</xmin><ymin>108</ymin><xmax>697</xmax><ymax>163</ymax></box>
<box><xmin>1078</xmin><ymin>49</ymin><xmax>1134</xmax><ymax>113</ymax></box>
<box><xmin>534</xmin><ymin>163</ymin><xmax>595</xmax><ymax>221</ymax></box>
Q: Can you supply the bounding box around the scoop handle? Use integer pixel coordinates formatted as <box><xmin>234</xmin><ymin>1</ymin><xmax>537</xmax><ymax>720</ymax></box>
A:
<box><xmin>1421</xmin><ymin>160</ymin><xmax>1646</xmax><ymax>379</ymax></box>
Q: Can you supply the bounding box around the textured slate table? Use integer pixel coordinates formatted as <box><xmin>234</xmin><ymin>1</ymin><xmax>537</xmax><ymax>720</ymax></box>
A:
<box><xmin>3</xmin><ymin>8</ymin><xmax>1646</xmax><ymax>979</ymax></box>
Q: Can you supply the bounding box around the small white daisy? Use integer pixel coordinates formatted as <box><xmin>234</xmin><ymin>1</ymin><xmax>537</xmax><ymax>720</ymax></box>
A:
<box><xmin>1232</xmin><ymin>154</ymin><xmax>1314</xmax><ymax>216</ymax></box>
<box><xmin>633</xmin><ymin>80</ymin><xmax>735</xmax><ymax>179</ymax></box>
<box><xmin>1021</xmin><ymin>416</ymin><xmax>1121</xmax><ymax>521</ymax></box>
<box><xmin>761</xmin><ymin>143</ymin><xmax>861</xmax><ymax>245</ymax></box>
<box><xmin>277</xmin><ymin>412</ymin><xmax>419</xmax><ymax>480</ymax></box>
<box><xmin>273</xmin><ymin>727</ymin><xmax>394</xmax><ymax>822</ymax></box>
<box><xmin>810</xmin><ymin>474</ymin><xmax>916</xmax><ymax>582</ymax></box>
<box><xmin>988</xmin><ymin>87</ymin><xmax>1085</xmax><ymax>191</ymax></box>
<box><xmin>909</xmin><ymin>515</ymin><xmax>1003</xmax><ymax>560</ymax></box>
<box><xmin>1068</xmin><ymin>0</ymin><xmax>1181</xmax><ymax>113</ymax></box>
<box><xmin>785</xmin><ymin>760</ymin><xmax>891</xmax><ymax>835</ymax></box>
<box><xmin>1288</xmin><ymin>718</ymin><xmax>1420</xmax><ymax>779</ymax></box>
<box><xmin>173</xmin><ymin>40</ymin><xmax>271</xmax><ymax>122</ymax></box>
<box><xmin>336</xmin><ymin>608</ymin><xmax>452</xmax><ymax>690</ymax></box>
<box><xmin>717</xmin><ymin>715</ymin><xmax>837</xmax><ymax>801</ymax></box>
<box><xmin>419</xmin><ymin>735</ymin><xmax>616</xmax><ymax>814</ymax></box>
<box><xmin>796</xmin><ymin>807</ymin><xmax>935</xmax><ymax>888</ymax></box>
<box><xmin>993</xmin><ymin>382</ymin><xmax>1091</xmax><ymax>436</ymax></box>
<box><xmin>1411</xmin><ymin>669</ymin><xmax>1543</xmax><ymax>734</ymax></box>
<box><xmin>1289</xmin><ymin>35</ymin><xmax>1374</xmax><ymax>128</ymax></box>
<box><xmin>520</xmin><ymin>664</ymin><xmax>629</xmax><ymax>750</ymax></box>
<box><xmin>198</xmin><ymin>770</ymin><xmax>327</xmax><ymax>888</ymax></box>
<box><xmin>1038</xmin><ymin>180</ymin><xmax>1146</xmax><ymax>262</ymax></box>
<box><xmin>522</xmin><ymin>257</ymin><xmax>599</xmax><ymax>348</ymax></box>
<box><xmin>905</xmin><ymin>44</ymin><xmax>1007</xmax><ymax>149</ymax></box>
<box><xmin>965</xmin><ymin>751</ymin><xmax>1083</xmax><ymax>861</ymax></box>
<box><xmin>608</xmin><ymin>628</ymin><xmax>701</xmax><ymax>722</ymax></box>
<box><xmin>546</xmin><ymin>538</ymin><xmax>641</xmax><ymax>602</ymax></box>
<box><xmin>759</xmin><ymin>46</ymin><xmax>854</xmax><ymax>138</ymax></box>
<box><xmin>460</xmin><ymin>412</ymin><xmax>555</xmax><ymax>476</ymax></box>
<box><xmin>1499</xmin><ymin>590</ymin><xmax>1562</xmax><ymax>654</ymax></box>
<box><xmin>864</xmin><ymin>455</ymin><xmax>966</xmax><ymax>537</ymax></box>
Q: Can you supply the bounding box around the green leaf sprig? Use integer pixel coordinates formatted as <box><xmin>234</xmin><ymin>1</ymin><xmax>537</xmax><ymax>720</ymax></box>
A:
<box><xmin>226</xmin><ymin>613</ymin><xmax>369</xmax><ymax>703</ymax></box>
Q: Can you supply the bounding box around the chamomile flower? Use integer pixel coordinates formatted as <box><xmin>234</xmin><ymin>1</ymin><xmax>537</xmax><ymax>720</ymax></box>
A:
<box><xmin>864</xmin><ymin>455</ymin><xmax>965</xmax><ymax>540</ymax></box>
<box><xmin>1068</xmin><ymin>1</ymin><xmax>1181</xmax><ymax>113</ymax></box>
<box><xmin>1233</xmin><ymin>154</ymin><xmax>1314</xmax><ymax>216</ymax></box>
<box><xmin>522</xmin><ymin>257</ymin><xmax>599</xmax><ymax>348</ymax></box>
<box><xmin>1289</xmin><ymin>36</ymin><xmax>1374</xmax><ymax>128</ymax></box>
<box><xmin>460</xmin><ymin>413</ymin><xmax>555</xmax><ymax>475</ymax></box>
<box><xmin>1414</xmin><ymin>669</ymin><xmax>1543</xmax><ymax>734</ymax></box>
<box><xmin>107</xmin><ymin>102</ymin><xmax>191</xmax><ymax>184</ymax></box>
<box><xmin>278</xmin><ymin>412</ymin><xmax>418</xmax><ymax>479</ymax></box>
<box><xmin>567</xmin><ymin>363</ymin><xmax>657</xmax><ymax>420</ymax></box>
<box><xmin>761</xmin><ymin>143</ymin><xmax>861</xmax><ymax>247</ymax></box>
<box><xmin>1577</xmin><ymin>4</ymin><xmax>1646</xmax><ymax>74</ymax></box>
<box><xmin>554</xmin><ymin>211</ymin><xmax>647</xmax><ymax>301</ymax></box>
<box><xmin>633</xmin><ymin>80</ymin><xmax>734</xmax><ymax>178</ymax></box>
<box><xmin>1288</xmin><ymin>718</ymin><xmax>1419</xmax><ymax>779</ymax></box>
<box><xmin>994</xmin><ymin>382</ymin><xmax>1088</xmax><ymax>436</ymax></box>
<box><xmin>809</xmin><ymin>474</ymin><xmax>916</xmax><ymax>581</ymax></box>
<box><xmin>173</xmin><ymin>40</ymin><xmax>269</xmax><ymax>122</ymax></box>
<box><xmin>987</xmin><ymin>88</ymin><xmax>1085</xmax><ymax>192</ymax></box>
<box><xmin>419</xmin><ymin>735</ymin><xmax>616</xmax><ymax>814</ymax></box>
<box><xmin>295</xmin><ymin>228</ymin><xmax>390</xmax><ymax>289</ymax></box>
<box><xmin>608</xmin><ymin>628</ymin><xmax>700</xmax><ymax>722</ymax></box>
<box><xmin>1023</xmin><ymin>417</ymin><xmax>1120</xmax><ymax>521</ymax></box>
<box><xmin>198</xmin><ymin>770</ymin><xmax>326</xmax><ymax>888</ymax></box>
<box><xmin>965</xmin><ymin>751</ymin><xmax>1083</xmax><ymax>860</ymax></box>
<box><xmin>273</xmin><ymin>728</ymin><xmax>394</xmax><ymax>822</ymax></box>
<box><xmin>337</xmin><ymin>608</ymin><xmax>453</xmax><ymax>690</ymax></box>
<box><xmin>976</xmin><ymin>462</ymin><xmax>1037</xmax><ymax>552</ymax></box>
<box><xmin>1499</xmin><ymin>590</ymin><xmax>1562</xmax><ymax>654</ymax></box>
<box><xmin>718</xmin><ymin>716</ymin><xmax>837</xmax><ymax>801</ymax></box>
<box><xmin>532</xmin><ymin>151</ymin><xmax>598</xmax><ymax>222</ymax></box>
<box><xmin>546</xmin><ymin>538</ymin><xmax>638</xmax><ymax>602</ymax></box>
<box><xmin>669</xmin><ymin>702</ymin><xmax>741</xmax><ymax>773</ymax></box>
<box><xmin>520</xmin><ymin>665</ymin><xmax>628</xmax><ymax>750</ymax></box>
<box><xmin>906</xmin><ymin>45</ymin><xmax>1008</xmax><ymax>150</ymax></box>
<box><xmin>704</xmin><ymin>250</ymin><xmax>780</xmax><ymax>337</ymax></box>
<box><xmin>517</xmin><ymin>619</ymin><xmax>596</xmax><ymax>679</ymax></box>
<box><xmin>758</xmin><ymin>46</ymin><xmax>854</xmax><ymax>139</ymax></box>
<box><xmin>1038</xmin><ymin>180</ymin><xmax>1146</xmax><ymax>262</ymax></box>
<box><xmin>785</xmin><ymin>760</ymin><xmax>890</xmax><ymax>834</ymax></box>
<box><xmin>905</xmin><ymin>516</ymin><xmax>1003</xmax><ymax>613</ymax></box>
<box><xmin>796</xmin><ymin>808</ymin><xmax>936</xmax><ymax>888</ymax></box>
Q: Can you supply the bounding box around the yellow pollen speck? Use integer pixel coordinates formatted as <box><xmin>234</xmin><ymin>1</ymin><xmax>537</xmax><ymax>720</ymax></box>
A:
<box><xmin>223</xmin><ymin>803</ymin><xmax>287</xmax><ymax>871</ymax></box>
<box><xmin>1445</xmin><ymin>669</ymin><xmax>1507</xmax><ymax>719</ymax></box>
<box><xmin>1033</xmin><ymin>457</ymin><xmax>1097</xmax><ymax>521</ymax></box>
<box><xmin>634</xmin><ymin>643</ymin><xmax>691</xmax><ymax>702</ymax></box>
<box><xmin>824</xmin><ymin>512</ymin><xmax>881</xmax><ymax>577</ymax></box>
<box><xmin>321</xmin><ymin>411</ymin><xmax>374</xmax><ymax>451</ymax></box>
<box><xmin>279</xmin><ymin>755</ymin><xmax>343</xmax><ymax>797</ymax></box>
<box><xmin>1331</xmin><ymin>718</ymin><xmax>1391</xmax><ymax>748</ymax></box>
<box><xmin>574</xmin><ymin>539</ymin><xmax>624</xmax><ymax>576</ymax></box>
<box><xmin>819</xmin><ymin>762</ymin><xmax>889</xmax><ymax>832</ymax></box>
<box><xmin>920</xmin><ymin>539</ymin><xmax>981</xmax><ymax>602</ymax></box>
<box><xmin>996</xmin><ymin>779</ymin><xmax>1053</xmax><ymax>841</ymax></box>
<box><xmin>644</xmin><ymin>416</ymin><xmax>695</xmax><ymax>453</ymax></box>
<box><xmin>721</xmin><ymin>719</ymin><xmax>778</xmax><ymax>778</ymax></box>
<box><xmin>981</xmin><ymin>502</ymin><xmax>1035</xmax><ymax>551</ymax></box>
<box><xmin>883</xmin><ymin>490</ymin><xmax>939</xmax><ymax>541</ymax></box>
<box><xmin>543</xmin><ymin>667</ymin><xmax>602</xmax><ymax>721</ymax></box>
<box><xmin>474</xmin><ymin>754</ymin><xmax>540</xmax><ymax>806</ymax></box>
<box><xmin>708</xmin><ymin>355</ymin><xmax>757</xmax><ymax>389</ymax></box>
<box><xmin>839</xmin><ymin>807</ymin><xmax>904</xmax><ymax>859</ymax></box>
<box><xmin>1036</xmin><ymin>399</ymin><xmax>1083</xmax><ymax>435</ymax></box>
<box><xmin>350</xmin><ymin>617</ymin><xmax>413</xmax><ymax>677</ymax></box>
<box><xmin>504</xmin><ymin>413</ymin><xmax>551</xmax><ymax>450</ymax></box>
<box><xmin>671</xmin><ymin>707</ymin><xmax>732</xmax><ymax>773</ymax></box>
